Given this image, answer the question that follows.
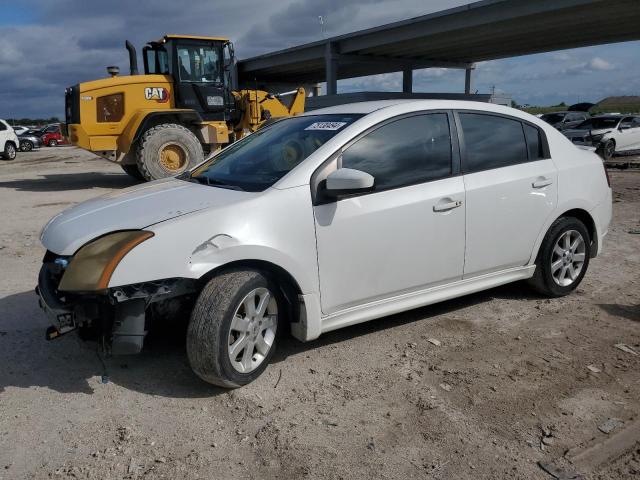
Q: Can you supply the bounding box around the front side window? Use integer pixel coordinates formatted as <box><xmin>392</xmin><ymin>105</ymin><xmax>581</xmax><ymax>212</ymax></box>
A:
<box><xmin>177</xmin><ymin>45</ymin><xmax>222</xmax><ymax>83</ymax></box>
<box><xmin>460</xmin><ymin>113</ymin><xmax>528</xmax><ymax>173</ymax></box>
<box><xmin>341</xmin><ymin>114</ymin><xmax>452</xmax><ymax>191</ymax></box>
<box><xmin>190</xmin><ymin>115</ymin><xmax>362</xmax><ymax>192</ymax></box>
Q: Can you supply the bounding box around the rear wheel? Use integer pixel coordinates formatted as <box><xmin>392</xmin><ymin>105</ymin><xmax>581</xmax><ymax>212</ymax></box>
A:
<box><xmin>136</xmin><ymin>124</ymin><xmax>203</xmax><ymax>181</ymax></box>
<box><xmin>120</xmin><ymin>164</ymin><xmax>145</xmax><ymax>181</ymax></box>
<box><xmin>2</xmin><ymin>142</ymin><xmax>16</xmax><ymax>160</ymax></box>
<box><xmin>528</xmin><ymin>216</ymin><xmax>591</xmax><ymax>297</ymax></box>
<box><xmin>20</xmin><ymin>140</ymin><xmax>33</xmax><ymax>152</ymax></box>
<box><xmin>48</xmin><ymin>139</ymin><xmax>58</xmax><ymax>147</ymax></box>
<box><xmin>187</xmin><ymin>270</ymin><xmax>280</xmax><ymax>388</ymax></box>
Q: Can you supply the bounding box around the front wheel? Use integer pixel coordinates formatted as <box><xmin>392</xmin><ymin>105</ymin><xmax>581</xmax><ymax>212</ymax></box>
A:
<box><xmin>136</xmin><ymin>124</ymin><xmax>203</xmax><ymax>181</ymax></box>
<box><xmin>187</xmin><ymin>270</ymin><xmax>280</xmax><ymax>388</ymax></box>
<box><xmin>599</xmin><ymin>140</ymin><xmax>615</xmax><ymax>160</ymax></box>
<box><xmin>528</xmin><ymin>217</ymin><xmax>591</xmax><ymax>297</ymax></box>
<box><xmin>20</xmin><ymin>140</ymin><xmax>33</xmax><ymax>152</ymax></box>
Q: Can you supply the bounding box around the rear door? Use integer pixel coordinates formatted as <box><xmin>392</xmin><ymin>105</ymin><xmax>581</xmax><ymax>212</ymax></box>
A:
<box><xmin>313</xmin><ymin>112</ymin><xmax>465</xmax><ymax>314</ymax></box>
<box><xmin>457</xmin><ymin>112</ymin><xmax>557</xmax><ymax>277</ymax></box>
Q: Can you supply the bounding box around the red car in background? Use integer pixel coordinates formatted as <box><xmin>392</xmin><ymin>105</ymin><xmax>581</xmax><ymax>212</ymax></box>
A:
<box><xmin>41</xmin><ymin>124</ymin><xmax>68</xmax><ymax>146</ymax></box>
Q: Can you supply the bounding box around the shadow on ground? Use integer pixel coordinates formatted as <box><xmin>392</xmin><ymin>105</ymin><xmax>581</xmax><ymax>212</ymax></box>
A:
<box><xmin>0</xmin><ymin>172</ymin><xmax>138</xmax><ymax>192</ymax></box>
<box><xmin>598</xmin><ymin>303</ymin><xmax>640</xmax><ymax>322</ymax></box>
<box><xmin>0</xmin><ymin>283</ymin><xmax>547</xmax><ymax>398</ymax></box>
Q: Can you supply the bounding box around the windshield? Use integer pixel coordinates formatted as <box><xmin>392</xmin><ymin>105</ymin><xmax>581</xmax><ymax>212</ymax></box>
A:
<box><xmin>188</xmin><ymin>114</ymin><xmax>363</xmax><ymax>192</ymax></box>
<box><xmin>541</xmin><ymin>113</ymin><xmax>565</xmax><ymax>123</ymax></box>
<box><xmin>576</xmin><ymin>117</ymin><xmax>621</xmax><ymax>130</ymax></box>
<box><xmin>177</xmin><ymin>45</ymin><xmax>222</xmax><ymax>83</ymax></box>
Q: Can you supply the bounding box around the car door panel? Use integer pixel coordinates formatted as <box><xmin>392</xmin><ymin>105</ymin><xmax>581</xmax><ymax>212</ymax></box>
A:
<box><xmin>457</xmin><ymin>111</ymin><xmax>558</xmax><ymax>278</ymax></box>
<box><xmin>312</xmin><ymin>112</ymin><xmax>465</xmax><ymax>315</ymax></box>
<box><xmin>463</xmin><ymin>159</ymin><xmax>557</xmax><ymax>276</ymax></box>
<box><xmin>314</xmin><ymin>177</ymin><xmax>465</xmax><ymax>314</ymax></box>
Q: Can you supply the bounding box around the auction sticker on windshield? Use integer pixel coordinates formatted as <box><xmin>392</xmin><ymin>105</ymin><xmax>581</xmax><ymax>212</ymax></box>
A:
<box><xmin>305</xmin><ymin>122</ymin><xmax>347</xmax><ymax>131</ymax></box>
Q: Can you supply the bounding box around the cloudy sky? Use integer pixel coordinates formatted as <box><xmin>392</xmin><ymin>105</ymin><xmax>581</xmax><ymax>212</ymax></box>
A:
<box><xmin>1</xmin><ymin>0</ymin><xmax>639</xmax><ymax>119</ymax></box>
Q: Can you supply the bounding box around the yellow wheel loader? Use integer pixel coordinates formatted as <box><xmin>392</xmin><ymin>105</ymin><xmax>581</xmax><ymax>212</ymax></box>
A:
<box><xmin>64</xmin><ymin>35</ymin><xmax>305</xmax><ymax>181</ymax></box>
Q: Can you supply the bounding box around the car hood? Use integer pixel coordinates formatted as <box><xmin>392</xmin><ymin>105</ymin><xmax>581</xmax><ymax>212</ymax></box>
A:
<box><xmin>41</xmin><ymin>178</ymin><xmax>254</xmax><ymax>255</ymax></box>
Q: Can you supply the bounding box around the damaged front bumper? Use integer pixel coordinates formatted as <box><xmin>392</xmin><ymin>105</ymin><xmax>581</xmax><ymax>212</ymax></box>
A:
<box><xmin>36</xmin><ymin>254</ymin><xmax>196</xmax><ymax>355</ymax></box>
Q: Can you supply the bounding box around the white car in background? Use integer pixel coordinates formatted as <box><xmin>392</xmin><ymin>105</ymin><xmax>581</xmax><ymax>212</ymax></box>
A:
<box><xmin>0</xmin><ymin>119</ymin><xmax>19</xmax><ymax>160</ymax></box>
<box><xmin>12</xmin><ymin>126</ymin><xmax>29</xmax><ymax>135</ymax></box>
<box><xmin>563</xmin><ymin>115</ymin><xmax>640</xmax><ymax>159</ymax></box>
<box><xmin>37</xmin><ymin>100</ymin><xmax>612</xmax><ymax>388</ymax></box>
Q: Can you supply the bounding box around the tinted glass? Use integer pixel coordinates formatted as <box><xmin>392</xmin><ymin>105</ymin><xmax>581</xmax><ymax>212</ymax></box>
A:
<box><xmin>523</xmin><ymin>124</ymin><xmax>544</xmax><ymax>160</ymax></box>
<box><xmin>0</xmin><ymin>123</ymin><xmax>6</xmax><ymax>131</ymax></box>
<box><xmin>541</xmin><ymin>113</ymin><xmax>565</xmax><ymax>123</ymax></box>
<box><xmin>576</xmin><ymin>117</ymin><xmax>620</xmax><ymax>130</ymax></box>
<box><xmin>342</xmin><ymin>114</ymin><xmax>451</xmax><ymax>191</ymax></box>
<box><xmin>190</xmin><ymin>115</ymin><xmax>362</xmax><ymax>192</ymax></box>
<box><xmin>460</xmin><ymin>113</ymin><xmax>527</xmax><ymax>172</ymax></box>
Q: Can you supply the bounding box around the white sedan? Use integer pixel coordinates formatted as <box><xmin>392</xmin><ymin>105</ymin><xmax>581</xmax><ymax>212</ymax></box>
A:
<box><xmin>37</xmin><ymin>100</ymin><xmax>612</xmax><ymax>388</ymax></box>
<box><xmin>563</xmin><ymin>115</ymin><xmax>640</xmax><ymax>159</ymax></box>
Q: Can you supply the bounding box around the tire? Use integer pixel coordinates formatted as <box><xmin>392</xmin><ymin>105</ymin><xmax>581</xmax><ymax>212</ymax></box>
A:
<box><xmin>48</xmin><ymin>139</ymin><xmax>58</xmax><ymax>147</ymax></box>
<box><xmin>20</xmin><ymin>140</ymin><xmax>33</xmax><ymax>152</ymax></box>
<box><xmin>136</xmin><ymin>124</ymin><xmax>203</xmax><ymax>181</ymax></box>
<box><xmin>2</xmin><ymin>142</ymin><xmax>17</xmax><ymax>160</ymax></box>
<box><xmin>187</xmin><ymin>269</ymin><xmax>280</xmax><ymax>388</ymax></box>
<box><xmin>528</xmin><ymin>216</ymin><xmax>591</xmax><ymax>297</ymax></box>
<box><xmin>120</xmin><ymin>164</ymin><xmax>145</xmax><ymax>181</ymax></box>
<box><xmin>599</xmin><ymin>140</ymin><xmax>615</xmax><ymax>160</ymax></box>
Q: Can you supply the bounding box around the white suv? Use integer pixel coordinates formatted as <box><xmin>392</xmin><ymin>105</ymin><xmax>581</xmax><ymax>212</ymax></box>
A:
<box><xmin>37</xmin><ymin>100</ymin><xmax>612</xmax><ymax>387</ymax></box>
<box><xmin>0</xmin><ymin>119</ymin><xmax>19</xmax><ymax>160</ymax></box>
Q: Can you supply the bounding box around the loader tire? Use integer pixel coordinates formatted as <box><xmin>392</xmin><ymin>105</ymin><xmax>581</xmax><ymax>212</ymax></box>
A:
<box><xmin>121</xmin><ymin>164</ymin><xmax>145</xmax><ymax>181</ymax></box>
<box><xmin>136</xmin><ymin>123</ymin><xmax>203</xmax><ymax>181</ymax></box>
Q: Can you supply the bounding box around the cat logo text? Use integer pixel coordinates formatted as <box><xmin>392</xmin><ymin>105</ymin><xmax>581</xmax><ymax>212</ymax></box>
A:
<box><xmin>144</xmin><ymin>87</ymin><xmax>169</xmax><ymax>103</ymax></box>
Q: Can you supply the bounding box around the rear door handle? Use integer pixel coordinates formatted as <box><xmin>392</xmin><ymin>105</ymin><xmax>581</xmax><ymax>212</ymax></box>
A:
<box><xmin>433</xmin><ymin>200</ymin><xmax>462</xmax><ymax>212</ymax></box>
<box><xmin>532</xmin><ymin>178</ymin><xmax>553</xmax><ymax>188</ymax></box>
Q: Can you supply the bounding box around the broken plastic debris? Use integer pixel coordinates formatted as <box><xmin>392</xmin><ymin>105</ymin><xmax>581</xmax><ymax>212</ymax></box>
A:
<box><xmin>586</xmin><ymin>365</ymin><xmax>601</xmax><ymax>373</ymax></box>
<box><xmin>427</xmin><ymin>338</ymin><xmax>441</xmax><ymax>346</ymax></box>
<box><xmin>614</xmin><ymin>344</ymin><xmax>638</xmax><ymax>356</ymax></box>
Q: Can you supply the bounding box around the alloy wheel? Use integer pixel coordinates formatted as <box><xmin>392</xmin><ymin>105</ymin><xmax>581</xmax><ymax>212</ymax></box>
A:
<box><xmin>551</xmin><ymin>230</ymin><xmax>586</xmax><ymax>286</ymax></box>
<box><xmin>227</xmin><ymin>287</ymin><xmax>278</xmax><ymax>374</ymax></box>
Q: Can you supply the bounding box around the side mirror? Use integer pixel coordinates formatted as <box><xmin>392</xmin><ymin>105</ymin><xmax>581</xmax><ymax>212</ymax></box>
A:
<box><xmin>324</xmin><ymin>168</ymin><xmax>374</xmax><ymax>197</ymax></box>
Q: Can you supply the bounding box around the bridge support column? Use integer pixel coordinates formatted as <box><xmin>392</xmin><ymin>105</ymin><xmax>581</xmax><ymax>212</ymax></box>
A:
<box><xmin>402</xmin><ymin>68</ymin><xmax>413</xmax><ymax>93</ymax></box>
<box><xmin>325</xmin><ymin>42</ymin><xmax>338</xmax><ymax>95</ymax></box>
<box><xmin>464</xmin><ymin>67</ymin><xmax>473</xmax><ymax>94</ymax></box>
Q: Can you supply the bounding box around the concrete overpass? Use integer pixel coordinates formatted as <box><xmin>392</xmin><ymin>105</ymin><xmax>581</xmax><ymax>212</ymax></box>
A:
<box><xmin>237</xmin><ymin>0</ymin><xmax>640</xmax><ymax>95</ymax></box>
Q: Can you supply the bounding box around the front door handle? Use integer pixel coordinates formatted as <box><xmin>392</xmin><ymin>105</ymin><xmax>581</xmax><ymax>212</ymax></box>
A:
<box><xmin>433</xmin><ymin>200</ymin><xmax>463</xmax><ymax>212</ymax></box>
<box><xmin>532</xmin><ymin>178</ymin><xmax>553</xmax><ymax>188</ymax></box>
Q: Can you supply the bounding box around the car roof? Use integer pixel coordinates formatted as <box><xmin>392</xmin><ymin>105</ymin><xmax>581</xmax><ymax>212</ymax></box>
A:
<box><xmin>302</xmin><ymin>99</ymin><xmax>528</xmax><ymax>117</ymax></box>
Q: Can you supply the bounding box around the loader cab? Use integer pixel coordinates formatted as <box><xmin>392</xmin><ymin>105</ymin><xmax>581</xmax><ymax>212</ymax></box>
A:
<box><xmin>143</xmin><ymin>35</ymin><xmax>238</xmax><ymax>122</ymax></box>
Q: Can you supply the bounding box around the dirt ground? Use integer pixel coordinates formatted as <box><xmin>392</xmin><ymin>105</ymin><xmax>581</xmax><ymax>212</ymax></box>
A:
<box><xmin>0</xmin><ymin>147</ymin><xmax>638</xmax><ymax>480</ymax></box>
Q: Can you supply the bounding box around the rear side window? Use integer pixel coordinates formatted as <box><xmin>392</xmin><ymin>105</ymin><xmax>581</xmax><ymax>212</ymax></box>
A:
<box><xmin>0</xmin><ymin>122</ymin><xmax>6</xmax><ymax>131</ymax></box>
<box><xmin>523</xmin><ymin>124</ymin><xmax>544</xmax><ymax>160</ymax></box>
<box><xmin>459</xmin><ymin>113</ymin><xmax>528</xmax><ymax>173</ymax></box>
<box><xmin>342</xmin><ymin>113</ymin><xmax>452</xmax><ymax>191</ymax></box>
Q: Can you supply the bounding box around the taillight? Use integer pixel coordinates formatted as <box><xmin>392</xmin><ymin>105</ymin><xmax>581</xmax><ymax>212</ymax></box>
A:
<box><xmin>603</xmin><ymin>161</ymin><xmax>611</xmax><ymax>188</ymax></box>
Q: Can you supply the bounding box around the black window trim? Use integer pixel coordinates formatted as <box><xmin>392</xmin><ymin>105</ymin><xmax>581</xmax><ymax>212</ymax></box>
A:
<box><xmin>453</xmin><ymin>109</ymin><xmax>551</xmax><ymax>176</ymax></box>
<box><xmin>311</xmin><ymin>110</ymin><xmax>461</xmax><ymax>206</ymax></box>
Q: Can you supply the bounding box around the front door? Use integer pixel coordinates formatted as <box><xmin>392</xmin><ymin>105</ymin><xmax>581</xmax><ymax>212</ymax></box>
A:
<box><xmin>313</xmin><ymin>112</ymin><xmax>466</xmax><ymax>315</ymax></box>
<box><xmin>616</xmin><ymin>117</ymin><xmax>640</xmax><ymax>151</ymax></box>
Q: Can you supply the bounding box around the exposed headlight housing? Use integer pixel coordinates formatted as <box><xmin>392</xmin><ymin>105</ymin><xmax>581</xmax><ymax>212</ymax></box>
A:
<box><xmin>58</xmin><ymin>231</ymin><xmax>154</xmax><ymax>292</ymax></box>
